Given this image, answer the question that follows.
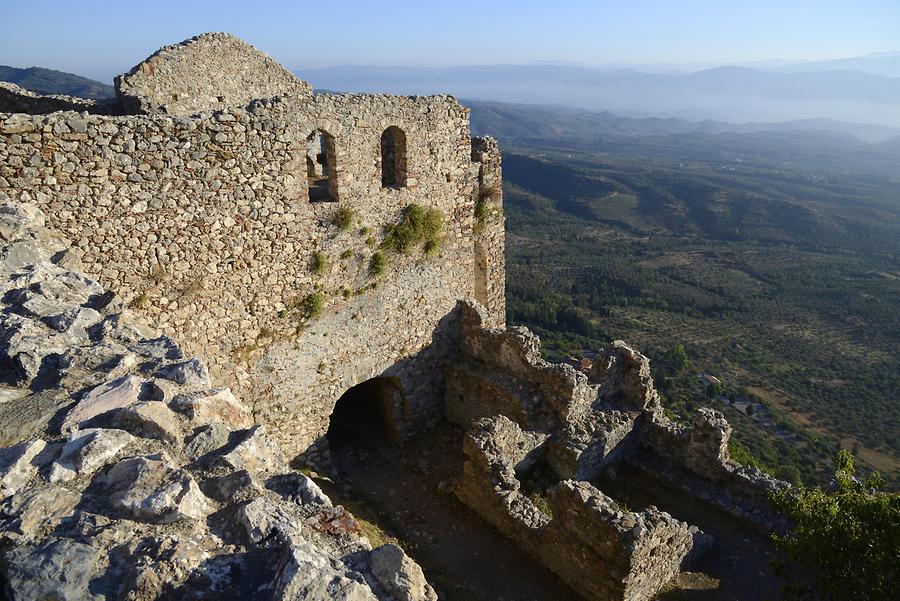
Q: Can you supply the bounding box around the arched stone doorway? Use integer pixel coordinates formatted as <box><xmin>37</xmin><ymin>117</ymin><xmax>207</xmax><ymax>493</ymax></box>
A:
<box><xmin>326</xmin><ymin>377</ymin><xmax>406</xmax><ymax>449</ymax></box>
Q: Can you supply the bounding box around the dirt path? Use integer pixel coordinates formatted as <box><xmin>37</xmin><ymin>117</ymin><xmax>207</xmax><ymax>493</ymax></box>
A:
<box><xmin>323</xmin><ymin>423</ymin><xmax>581</xmax><ymax>601</ymax></box>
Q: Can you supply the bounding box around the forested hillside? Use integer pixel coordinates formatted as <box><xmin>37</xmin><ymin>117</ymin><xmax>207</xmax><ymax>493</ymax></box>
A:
<box><xmin>473</xmin><ymin>103</ymin><xmax>900</xmax><ymax>488</ymax></box>
<box><xmin>0</xmin><ymin>65</ymin><xmax>115</xmax><ymax>99</ymax></box>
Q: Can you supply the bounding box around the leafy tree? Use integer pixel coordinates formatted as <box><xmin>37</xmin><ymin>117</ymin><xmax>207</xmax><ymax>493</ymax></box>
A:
<box><xmin>770</xmin><ymin>451</ymin><xmax>899</xmax><ymax>600</ymax></box>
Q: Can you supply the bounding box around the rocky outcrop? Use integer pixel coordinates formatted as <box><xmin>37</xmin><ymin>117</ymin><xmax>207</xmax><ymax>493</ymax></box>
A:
<box><xmin>0</xmin><ymin>202</ymin><xmax>436</xmax><ymax>600</ymax></box>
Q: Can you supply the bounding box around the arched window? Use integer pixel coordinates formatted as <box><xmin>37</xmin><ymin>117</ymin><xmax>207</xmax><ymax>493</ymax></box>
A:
<box><xmin>307</xmin><ymin>129</ymin><xmax>338</xmax><ymax>202</ymax></box>
<box><xmin>380</xmin><ymin>126</ymin><xmax>407</xmax><ymax>188</ymax></box>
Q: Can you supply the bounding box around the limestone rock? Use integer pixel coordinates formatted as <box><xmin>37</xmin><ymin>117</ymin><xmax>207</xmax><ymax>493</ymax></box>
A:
<box><xmin>273</xmin><ymin>537</ymin><xmax>377</xmax><ymax>601</ymax></box>
<box><xmin>202</xmin><ymin>469</ymin><xmax>261</xmax><ymax>503</ymax></box>
<box><xmin>48</xmin><ymin>428</ymin><xmax>135</xmax><ymax>483</ymax></box>
<box><xmin>61</xmin><ymin>374</ymin><xmax>143</xmax><ymax>432</ymax></box>
<box><xmin>218</xmin><ymin>425</ymin><xmax>285</xmax><ymax>475</ymax></box>
<box><xmin>156</xmin><ymin>358</ymin><xmax>210</xmax><ymax>390</ymax></box>
<box><xmin>238</xmin><ymin>497</ymin><xmax>302</xmax><ymax>544</ymax></box>
<box><xmin>1</xmin><ymin>484</ymin><xmax>80</xmax><ymax>540</ymax></box>
<box><xmin>104</xmin><ymin>454</ymin><xmax>211</xmax><ymax>523</ymax></box>
<box><xmin>0</xmin><ymin>439</ymin><xmax>48</xmax><ymax>497</ymax></box>
<box><xmin>2</xmin><ymin>537</ymin><xmax>101</xmax><ymax>601</ymax></box>
<box><xmin>43</xmin><ymin>306</ymin><xmax>102</xmax><ymax>333</ymax></box>
<box><xmin>370</xmin><ymin>544</ymin><xmax>438</xmax><ymax>601</ymax></box>
<box><xmin>173</xmin><ymin>387</ymin><xmax>253</xmax><ymax>429</ymax></box>
<box><xmin>0</xmin><ymin>203</ymin><xmax>44</xmax><ymax>241</ymax></box>
<box><xmin>114</xmin><ymin>400</ymin><xmax>183</xmax><ymax>443</ymax></box>
<box><xmin>270</xmin><ymin>471</ymin><xmax>332</xmax><ymax>507</ymax></box>
<box><xmin>185</xmin><ymin>422</ymin><xmax>231</xmax><ymax>460</ymax></box>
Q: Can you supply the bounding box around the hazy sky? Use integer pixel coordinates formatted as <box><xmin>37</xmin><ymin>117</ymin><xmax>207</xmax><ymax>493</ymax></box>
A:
<box><xmin>1</xmin><ymin>0</ymin><xmax>898</xmax><ymax>82</ymax></box>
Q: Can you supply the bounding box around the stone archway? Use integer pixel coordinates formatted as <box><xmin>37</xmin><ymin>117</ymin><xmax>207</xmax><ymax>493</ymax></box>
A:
<box><xmin>326</xmin><ymin>377</ymin><xmax>406</xmax><ymax>449</ymax></box>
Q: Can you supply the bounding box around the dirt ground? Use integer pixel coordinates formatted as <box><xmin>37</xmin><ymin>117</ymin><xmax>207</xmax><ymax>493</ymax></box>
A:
<box><xmin>323</xmin><ymin>421</ymin><xmax>581</xmax><ymax>601</ymax></box>
<box><xmin>595</xmin><ymin>464</ymin><xmax>783</xmax><ymax>601</ymax></box>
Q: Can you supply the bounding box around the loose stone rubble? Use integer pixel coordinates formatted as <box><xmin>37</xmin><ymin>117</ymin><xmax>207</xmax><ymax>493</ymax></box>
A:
<box><xmin>0</xmin><ymin>202</ymin><xmax>438</xmax><ymax>600</ymax></box>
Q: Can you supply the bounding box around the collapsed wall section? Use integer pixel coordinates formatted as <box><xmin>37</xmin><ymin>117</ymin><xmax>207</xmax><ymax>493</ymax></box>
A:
<box><xmin>454</xmin><ymin>415</ymin><xmax>693</xmax><ymax>601</ymax></box>
<box><xmin>0</xmin><ymin>82</ymin><xmax>118</xmax><ymax>116</ymax></box>
<box><xmin>0</xmin><ymin>90</ymin><xmax>488</xmax><ymax>460</ymax></box>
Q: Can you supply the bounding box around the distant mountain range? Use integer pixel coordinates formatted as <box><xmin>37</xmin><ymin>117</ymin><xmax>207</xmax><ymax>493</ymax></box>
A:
<box><xmin>299</xmin><ymin>63</ymin><xmax>900</xmax><ymax>127</ymax></box>
<box><xmin>0</xmin><ymin>66</ymin><xmax>115</xmax><ymax>99</ymax></box>
<box><xmin>4</xmin><ymin>63</ymin><xmax>899</xmax><ymax>147</ymax></box>
<box><xmin>466</xmin><ymin>100</ymin><xmax>900</xmax><ymax>144</ymax></box>
<box><xmin>772</xmin><ymin>51</ymin><xmax>900</xmax><ymax>78</ymax></box>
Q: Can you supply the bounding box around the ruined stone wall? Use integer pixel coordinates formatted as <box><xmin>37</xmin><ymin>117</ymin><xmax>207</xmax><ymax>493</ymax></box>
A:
<box><xmin>116</xmin><ymin>33</ymin><xmax>313</xmax><ymax>116</ymax></box>
<box><xmin>0</xmin><ymin>82</ymin><xmax>117</xmax><ymax>116</ymax></box>
<box><xmin>471</xmin><ymin>137</ymin><xmax>504</xmax><ymax>328</ymax></box>
<box><xmin>639</xmin><ymin>408</ymin><xmax>789</xmax><ymax>530</ymax></box>
<box><xmin>454</xmin><ymin>415</ymin><xmax>693</xmax><ymax>601</ymax></box>
<box><xmin>0</xmin><ymin>91</ymin><xmax>503</xmax><ymax>460</ymax></box>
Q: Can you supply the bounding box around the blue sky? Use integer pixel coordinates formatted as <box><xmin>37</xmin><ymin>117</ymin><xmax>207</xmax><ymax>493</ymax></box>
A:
<box><xmin>1</xmin><ymin>0</ymin><xmax>898</xmax><ymax>82</ymax></box>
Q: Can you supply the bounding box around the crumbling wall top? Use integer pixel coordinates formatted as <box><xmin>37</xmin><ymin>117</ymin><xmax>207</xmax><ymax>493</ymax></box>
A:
<box><xmin>116</xmin><ymin>32</ymin><xmax>313</xmax><ymax>115</ymax></box>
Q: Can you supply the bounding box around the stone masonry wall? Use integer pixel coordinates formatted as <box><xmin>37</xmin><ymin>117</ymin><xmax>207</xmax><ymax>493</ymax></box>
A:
<box><xmin>471</xmin><ymin>136</ymin><xmax>504</xmax><ymax>328</ymax></box>
<box><xmin>0</xmin><ymin>88</ymin><xmax>503</xmax><ymax>460</ymax></box>
<box><xmin>454</xmin><ymin>415</ymin><xmax>693</xmax><ymax>601</ymax></box>
<box><xmin>116</xmin><ymin>33</ymin><xmax>313</xmax><ymax>116</ymax></box>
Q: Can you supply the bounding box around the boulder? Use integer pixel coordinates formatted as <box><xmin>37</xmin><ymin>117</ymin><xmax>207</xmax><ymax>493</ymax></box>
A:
<box><xmin>1</xmin><ymin>484</ymin><xmax>80</xmax><ymax>540</ymax></box>
<box><xmin>129</xmin><ymin>335</ymin><xmax>184</xmax><ymax>361</ymax></box>
<box><xmin>218</xmin><ymin>425</ymin><xmax>285</xmax><ymax>475</ymax></box>
<box><xmin>273</xmin><ymin>537</ymin><xmax>378</xmax><ymax>601</ymax></box>
<box><xmin>173</xmin><ymin>387</ymin><xmax>253</xmax><ymax>429</ymax></box>
<box><xmin>0</xmin><ymin>439</ymin><xmax>49</xmax><ymax>497</ymax></box>
<box><xmin>0</xmin><ymin>312</ymin><xmax>69</xmax><ymax>384</ymax></box>
<box><xmin>104</xmin><ymin>454</ymin><xmax>211</xmax><ymax>523</ymax></box>
<box><xmin>238</xmin><ymin>497</ymin><xmax>303</xmax><ymax>544</ymax></box>
<box><xmin>49</xmin><ymin>428</ymin><xmax>135</xmax><ymax>483</ymax></box>
<box><xmin>185</xmin><ymin>422</ymin><xmax>231</xmax><ymax>460</ymax></box>
<box><xmin>2</xmin><ymin>537</ymin><xmax>100</xmax><ymax>601</ymax></box>
<box><xmin>370</xmin><ymin>544</ymin><xmax>438</xmax><ymax>601</ymax></box>
<box><xmin>61</xmin><ymin>375</ymin><xmax>143</xmax><ymax>432</ymax></box>
<box><xmin>114</xmin><ymin>400</ymin><xmax>183</xmax><ymax>444</ymax></box>
<box><xmin>155</xmin><ymin>358</ymin><xmax>210</xmax><ymax>390</ymax></box>
<box><xmin>43</xmin><ymin>306</ymin><xmax>102</xmax><ymax>333</ymax></box>
<box><xmin>202</xmin><ymin>469</ymin><xmax>261</xmax><ymax>503</ymax></box>
<box><xmin>0</xmin><ymin>202</ymin><xmax>44</xmax><ymax>242</ymax></box>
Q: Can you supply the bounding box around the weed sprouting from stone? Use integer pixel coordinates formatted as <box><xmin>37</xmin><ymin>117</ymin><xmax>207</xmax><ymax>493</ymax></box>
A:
<box><xmin>369</xmin><ymin>251</ymin><xmax>386</xmax><ymax>277</ymax></box>
<box><xmin>311</xmin><ymin>252</ymin><xmax>328</xmax><ymax>275</ymax></box>
<box><xmin>333</xmin><ymin>207</ymin><xmax>354</xmax><ymax>231</ymax></box>
<box><xmin>382</xmin><ymin>203</ymin><xmax>443</xmax><ymax>255</ymax></box>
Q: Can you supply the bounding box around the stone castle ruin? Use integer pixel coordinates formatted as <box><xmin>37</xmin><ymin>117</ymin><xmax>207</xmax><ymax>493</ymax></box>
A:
<box><xmin>0</xmin><ymin>33</ymin><xmax>787</xmax><ymax>600</ymax></box>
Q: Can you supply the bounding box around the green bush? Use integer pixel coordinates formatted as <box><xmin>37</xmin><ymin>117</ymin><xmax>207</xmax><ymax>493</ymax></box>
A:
<box><xmin>382</xmin><ymin>204</ymin><xmax>443</xmax><ymax>255</ymax></box>
<box><xmin>311</xmin><ymin>252</ymin><xmax>327</xmax><ymax>275</ymax></box>
<box><xmin>298</xmin><ymin>292</ymin><xmax>324</xmax><ymax>319</ymax></box>
<box><xmin>770</xmin><ymin>451</ymin><xmax>899</xmax><ymax>600</ymax></box>
<box><xmin>369</xmin><ymin>252</ymin><xmax>386</xmax><ymax>277</ymax></box>
<box><xmin>333</xmin><ymin>207</ymin><xmax>354</xmax><ymax>231</ymax></box>
<box><xmin>340</xmin><ymin>249</ymin><xmax>354</xmax><ymax>260</ymax></box>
